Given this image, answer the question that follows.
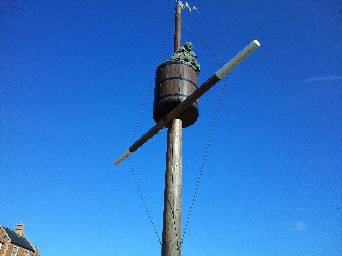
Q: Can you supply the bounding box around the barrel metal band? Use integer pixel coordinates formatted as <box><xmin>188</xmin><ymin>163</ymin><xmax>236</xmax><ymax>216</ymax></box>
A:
<box><xmin>157</xmin><ymin>76</ymin><xmax>198</xmax><ymax>88</ymax></box>
<box><xmin>156</xmin><ymin>93</ymin><xmax>199</xmax><ymax>104</ymax></box>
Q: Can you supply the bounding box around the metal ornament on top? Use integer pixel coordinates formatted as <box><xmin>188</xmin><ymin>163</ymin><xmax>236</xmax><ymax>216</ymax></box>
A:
<box><xmin>153</xmin><ymin>42</ymin><xmax>200</xmax><ymax>128</ymax></box>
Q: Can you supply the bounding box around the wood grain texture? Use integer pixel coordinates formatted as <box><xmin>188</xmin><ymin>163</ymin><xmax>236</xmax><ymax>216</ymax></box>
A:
<box><xmin>162</xmin><ymin>119</ymin><xmax>182</xmax><ymax>256</ymax></box>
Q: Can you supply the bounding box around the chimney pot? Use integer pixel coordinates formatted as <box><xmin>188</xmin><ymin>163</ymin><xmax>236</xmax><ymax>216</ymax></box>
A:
<box><xmin>15</xmin><ymin>223</ymin><xmax>24</xmax><ymax>236</ymax></box>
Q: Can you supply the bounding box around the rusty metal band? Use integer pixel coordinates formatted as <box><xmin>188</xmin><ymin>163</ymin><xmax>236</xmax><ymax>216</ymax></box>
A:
<box><xmin>156</xmin><ymin>93</ymin><xmax>199</xmax><ymax>103</ymax></box>
<box><xmin>157</xmin><ymin>76</ymin><xmax>198</xmax><ymax>88</ymax></box>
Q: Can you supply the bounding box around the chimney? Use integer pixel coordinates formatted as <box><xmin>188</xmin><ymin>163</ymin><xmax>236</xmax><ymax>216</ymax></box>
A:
<box><xmin>15</xmin><ymin>223</ymin><xmax>24</xmax><ymax>236</ymax></box>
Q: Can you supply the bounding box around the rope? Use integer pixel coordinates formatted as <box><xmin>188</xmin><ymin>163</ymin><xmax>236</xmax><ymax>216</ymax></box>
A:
<box><xmin>127</xmin><ymin>158</ymin><xmax>162</xmax><ymax>245</ymax></box>
<box><xmin>180</xmin><ymin>76</ymin><xmax>229</xmax><ymax>249</ymax></box>
<box><xmin>184</xmin><ymin>22</ymin><xmax>224</xmax><ymax>64</ymax></box>
<box><xmin>127</xmin><ymin>6</ymin><xmax>227</xmax><ymax>249</ymax></box>
<box><xmin>150</xmin><ymin>19</ymin><xmax>227</xmax><ymax>251</ymax></box>
<box><xmin>126</xmin><ymin>15</ymin><xmax>172</xmax><ymax>247</ymax></box>
<box><xmin>169</xmin><ymin>20</ymin><xmax>228</xmax><ymax>249</ymax></box>
<box><xmin>127</xmin><ymin>84</ymin><xmax>162</xmax><ymax>245</ymax></box>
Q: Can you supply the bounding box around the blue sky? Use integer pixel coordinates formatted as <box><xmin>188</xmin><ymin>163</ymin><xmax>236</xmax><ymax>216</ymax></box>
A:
<box><xmin>1</xmin><ymin>0</ymin><xmax>341</xmax><ymax>255</ymax></box>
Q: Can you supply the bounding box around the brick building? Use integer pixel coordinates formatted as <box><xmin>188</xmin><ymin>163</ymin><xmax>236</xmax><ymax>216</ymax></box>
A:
<box><xmin>0</xmin><ymin>223</ymin><xmax>39</xmax><ymax>256</ymax></box>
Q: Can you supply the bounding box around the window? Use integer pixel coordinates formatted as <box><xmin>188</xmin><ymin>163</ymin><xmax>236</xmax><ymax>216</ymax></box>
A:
<box><xmin>11</xmin><ymin>246</ymin><xmax>19</xmax><ymax>256</ymax></box>
<box><xmin>23</xmin><ymin>250</ymin><xmax>30</xmax><ymax>256</ymax></box>
<box><xmin>0</xmin><ymin>242</ymin><xmax>3</xmax><ymax>250</ymax></box>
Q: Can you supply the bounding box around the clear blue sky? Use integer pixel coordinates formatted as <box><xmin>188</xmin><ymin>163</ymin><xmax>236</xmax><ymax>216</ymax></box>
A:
<box><xmin>1</xmin><ymin>1</ymin><xmax>341</xmax><ymax>255</ymax></box>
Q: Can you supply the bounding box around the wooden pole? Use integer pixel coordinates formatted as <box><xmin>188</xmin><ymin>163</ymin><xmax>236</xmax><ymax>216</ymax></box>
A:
<box><xmin>174</xmin><ymin>3</ymin><xmax>182</xmax><ymax>53</ymax></box>
<box><xmin>162</xmin><ymin>3</ymin><xmax>183</xmax><ymax>255</ymax></box>
<box><xmin>161</xmin><ymin>119</ymin><xmax>182</xmax><ymax>256</ymax></box>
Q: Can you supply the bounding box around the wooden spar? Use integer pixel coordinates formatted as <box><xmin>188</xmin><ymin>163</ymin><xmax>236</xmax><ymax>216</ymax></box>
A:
<box><xmin>114</xmin><ymin>39</ymin><xmax>260</xmax><ymax>166</ymax></box>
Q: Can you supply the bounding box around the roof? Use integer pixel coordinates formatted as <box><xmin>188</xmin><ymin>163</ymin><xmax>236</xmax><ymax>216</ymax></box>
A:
<box><xmin>1</xmin><ymin>227</ymin><xmax>35</xmax><ymax>251</ymax></box>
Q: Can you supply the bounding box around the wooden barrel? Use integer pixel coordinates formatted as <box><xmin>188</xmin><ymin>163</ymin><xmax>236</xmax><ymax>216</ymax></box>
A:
<box><xmin>153</xmin><ymin>61</ymin><xmax>199</xmax><ymax>128</ymax></box>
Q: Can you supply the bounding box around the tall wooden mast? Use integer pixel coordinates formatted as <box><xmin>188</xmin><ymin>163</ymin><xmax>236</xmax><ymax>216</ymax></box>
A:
<box><xmin>114</xmin><ymin>2</ymin><xmax>260</xmax><ymax>255</ymax></box>
<box><xmin>161</xmin><ymin>3</ymin><xmax>183</xmax><ymax>256</ymax></box>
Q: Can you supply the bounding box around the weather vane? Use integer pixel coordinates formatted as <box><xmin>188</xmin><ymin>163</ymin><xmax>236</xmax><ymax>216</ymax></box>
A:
<box><xmin>177</xmin><ymin>0</ymin><xmax>199</xmax><ymax>13</ymax></box>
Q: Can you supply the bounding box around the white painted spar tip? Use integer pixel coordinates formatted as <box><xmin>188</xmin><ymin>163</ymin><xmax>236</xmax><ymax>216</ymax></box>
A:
<box><xmin>114</xmin><ymin>150</ymin><xmax>132</xmax><ymax>166</ymax></box>
<box><xmin>215</xmin><ymin>39</ymin><xmax>261</xmax><ymax>79</ymax></box>
<box><xmin>253</xmin><ymin>40</ymin><xmax>261</xmax><ymax>47</ymax></box>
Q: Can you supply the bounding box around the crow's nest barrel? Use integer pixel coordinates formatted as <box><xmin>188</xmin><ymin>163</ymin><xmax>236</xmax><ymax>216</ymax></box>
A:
<box><xmin>153</xmin><ymin>42</ymin><xmax>200</xmax><ymax>128</ymax></box>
